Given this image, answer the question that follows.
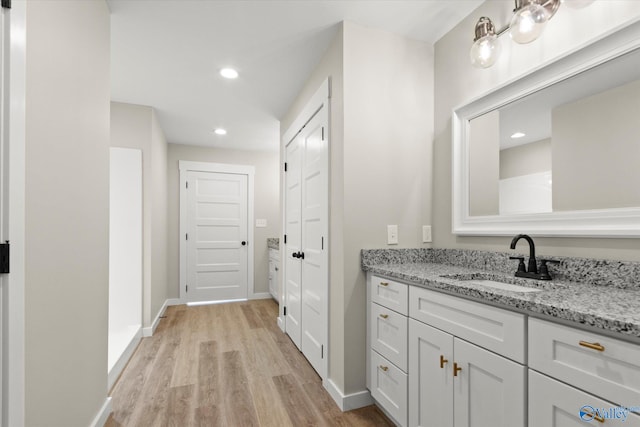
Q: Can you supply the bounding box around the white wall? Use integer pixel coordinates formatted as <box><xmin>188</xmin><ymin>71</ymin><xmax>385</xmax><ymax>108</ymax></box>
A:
<box><xmin>108</xmin><ymin>148</ymin><xmax>142</xmax><ymax>373</ymax></box>
<box><xmin>281</xmin><ymin>21</ymin><xmax>433</xmax><ymax>397</ymax></box>
<box><xmin>24</xmin><ymin>1</ymin><xmax>111</xmax><ymax>425</ymax></box>
<box><xmin>111</xmin><ymin>102</ymin><xmax>169</xmax><ymax>328</ymax></box>
<box><xmin>166</xmin><ymin>143</ymin><xmax>280</xmax><ymax>299</ymax></box>
<box><xmin>433</xmin><ymin>1</ymin><xmax>640</xmax><ymax>261</ymax></box>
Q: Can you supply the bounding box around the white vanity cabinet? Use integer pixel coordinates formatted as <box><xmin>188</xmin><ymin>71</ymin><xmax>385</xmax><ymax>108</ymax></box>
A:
<box><xmin>368</xmin><ymin>275</ymin><xmax>409</xmax><ymax>426</ymax></box>
<box><xmin>528</xmin><ymin>318</ymin><xmax>640</xmax><ymax>426</ymax></box>
<box><xmin>268</xmin><ymin>248</ymin><xmax>280</xmax><ymax>301</ymax></box>
<box><xmin>408</xmin><ymin>287</ymin><xmax>526</xmax><ymax>427</ymax></box>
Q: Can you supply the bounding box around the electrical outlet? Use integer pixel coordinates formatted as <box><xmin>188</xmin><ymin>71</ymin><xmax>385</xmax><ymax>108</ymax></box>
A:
<box><xmin>422</xmin><ymin>225</ymin><xmax>432</xmax><ymax>243</ymax></box>
<box><xmin>387</xmin><ymin>225</ymin><xmax>398</xmax><ymax>245</ymax></box>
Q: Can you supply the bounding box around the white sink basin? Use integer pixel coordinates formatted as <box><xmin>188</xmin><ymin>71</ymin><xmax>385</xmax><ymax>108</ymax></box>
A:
<box><xmin>466</xmin><ymin>279</ymin><xmax>542</xmax><ymax>293</ymax></box>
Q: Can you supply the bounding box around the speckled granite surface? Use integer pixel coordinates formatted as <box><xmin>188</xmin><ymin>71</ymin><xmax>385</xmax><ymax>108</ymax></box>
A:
<box><xmin>362</xmin><ymin>248</ymin><xmax>640</xmax><ymax>341</ymax></box>
<box><xmin>267</xmin><ymin>238</ymin><xmax>279</xmax><ymax>250</ymax></box>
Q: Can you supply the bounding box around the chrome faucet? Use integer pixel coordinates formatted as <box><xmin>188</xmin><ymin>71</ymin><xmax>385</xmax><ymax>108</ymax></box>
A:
<box><xmin>509</xmin><ymin>234</ymin><xmax>559</xmax><ymax>280</ymax></box>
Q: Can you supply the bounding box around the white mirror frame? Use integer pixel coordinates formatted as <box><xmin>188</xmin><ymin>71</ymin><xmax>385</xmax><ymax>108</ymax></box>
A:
<box><xmin>452</xmin><ymin>20</ymin><xmax>640</xmax><ymax>238</ymax></box>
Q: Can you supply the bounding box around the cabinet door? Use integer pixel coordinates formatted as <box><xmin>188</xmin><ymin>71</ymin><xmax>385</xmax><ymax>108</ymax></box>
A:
<box><xmin>453</xmin><ymin>339</ymin><xmax>526</xmax><ymax>427</ymax></box>
<box><xmin>409</xmin><ymin>319</ymin><xmax>454</xmax><ymax>427</ymax></box>
<box><xmin>529</xmin><ymin>370</ymin><xmax>640</xmax><ymax>427</ymax></box>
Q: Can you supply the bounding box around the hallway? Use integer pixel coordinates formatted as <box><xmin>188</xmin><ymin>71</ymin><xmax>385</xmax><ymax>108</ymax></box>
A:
<box><xmin>106</xmin><ymin>299</ymin><xmax>393</xmax><ymax>426</ymax></box>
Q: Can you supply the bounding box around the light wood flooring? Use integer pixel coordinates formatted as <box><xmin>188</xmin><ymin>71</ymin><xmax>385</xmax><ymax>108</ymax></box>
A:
<box><xmin>106</xmin><ymin>299</ymin><xmax>394</xmax><ymax>427</ymax></box>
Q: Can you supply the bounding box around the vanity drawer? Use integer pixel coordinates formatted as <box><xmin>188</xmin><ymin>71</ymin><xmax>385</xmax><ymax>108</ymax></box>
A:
<box><xmin>409</xmin><ymin>286</ymin><xmax>525</xmax><ymax>363</ymax></box>
<box><xmin>529</xmin><ymin>318</ymin><xmax>640</xmax><ymax>406</ymax></box>
<box><xmin>370</xmin><ymin>275</ymin><xmax>408</xmax><ymax>315</ymax></box>
<box><xmin>370</xmin><ymin>350</ymin><xmax>407</xmax><ymax>427</ymax></box>
<box><xmin>371</xmin><ymin>302</ymin><xmax>408</xmax><ymax>372</ymax></box>
<box><xmin>529</xmin><ymin>370</ymin><xmax>640</xmax><ymax>427</ymax></box>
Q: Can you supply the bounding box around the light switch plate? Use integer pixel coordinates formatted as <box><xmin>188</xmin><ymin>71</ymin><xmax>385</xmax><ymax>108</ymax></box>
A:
<box><xmin>387</xmin><ymin>225</ymin><xmax>398</xmax><ymax>245</ymax></box>
<box><xmin>422</xmin><ymin>225</ymin><xmax>432</xmax><ymax>243</ymax></box>
<box><xmin>256</xmin><ymin>219</ymin><xmax>267</xmax><ymax>228</ymax></box>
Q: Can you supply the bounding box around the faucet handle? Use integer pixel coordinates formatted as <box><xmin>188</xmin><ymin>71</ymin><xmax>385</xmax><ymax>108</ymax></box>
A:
<box><xmin>538</xmin><ymin>259</ymin><xmax>560</xmax><ymax>280</ymax></box>
<box><xmin>509</xmin><ymin>256</ymin><xmax>526</xmax><ymax>273</ymax></box>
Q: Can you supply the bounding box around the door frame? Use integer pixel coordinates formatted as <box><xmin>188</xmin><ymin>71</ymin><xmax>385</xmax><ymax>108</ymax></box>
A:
<box><xmin>280</xmin><ymin>78</ymin><xmax>330</xmax><ymax>382</ymax></box>
<box><xmin>178</xmin><ymin>161</ymin><xmax>255</xmax><ymax>303</ymax></box>
<box><xmin>2</xmin><ymin>2</ymin><xmax>26</xmax><ymax>426</ymax></box>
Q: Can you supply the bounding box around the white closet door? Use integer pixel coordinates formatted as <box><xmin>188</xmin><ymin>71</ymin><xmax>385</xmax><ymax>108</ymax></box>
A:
<box><xmin>186</xmin><ymin>171</ymin><xmax>248</xmax><ymax>302</ymax></box>
<box><xmin>284</xmin><ymin>136</ymin><xmax>303</xmax><ymax>349</ymax></box>
<box><xmin>300</xmin><ymin>110</ymin><xmax>328</xmax><ymax>378</ymax></box>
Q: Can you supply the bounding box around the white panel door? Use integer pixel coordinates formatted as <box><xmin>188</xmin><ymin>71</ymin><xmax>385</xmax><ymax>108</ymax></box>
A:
<box><xmin>285</xmin><ymin>136</ymin><xmax>303</xmax><ymax>349</ymax></box>
<box><xmin>186</xmin><ymin>171</ymin><xmax>248</xmax><ymax>302</ymax></box>
<box><xmin>284</xmin><ymin>103</ymin><xmax>328</xmax><ymax>378</ymax></box>
<box><xmin>299</xmin><ymin>110</ymin><xmax>327</xmax><ymax>378</ymax></box>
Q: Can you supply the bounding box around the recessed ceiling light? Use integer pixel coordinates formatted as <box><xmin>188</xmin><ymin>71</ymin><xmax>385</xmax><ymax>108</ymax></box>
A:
<box><xmin>220</xmin><ymin>68</ymin><xmax>238</xmax><ymax>79</ymax></box>
<box><xmin>511</xmin><ymin>132</ymin><xmax>526</xmax><ymax>139</ymax></box>
<box><xmin>214</xmin><ymin>128</ymin><xmax>227</xmax><ymax>135</ymax></box>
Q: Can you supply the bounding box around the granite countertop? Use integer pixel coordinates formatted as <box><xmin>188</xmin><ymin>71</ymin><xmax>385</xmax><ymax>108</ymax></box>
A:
<box><xmin>363</xmin><ymin>255</ymin><xmax>640</xmax><ymax>343</ymax></box>
<box><xmin>267</xmin><ymin>238</ymin><xmax>279</xmax><ymax>250</ymax></box>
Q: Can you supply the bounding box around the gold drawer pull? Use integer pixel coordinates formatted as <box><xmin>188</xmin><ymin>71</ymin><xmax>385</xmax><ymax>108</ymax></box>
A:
<box><xmin>453</xmin><ymin>362</ymin><xmax>462</xmax><ymax>377</ymax></box>
<box><xmin>379</xmin><ymin>314</ymin><xmax>389</xmax><ymax>319</ymax></box>
<box><xmin>439</xmin><ymin>355</ymin><xmax>448</xmax><ymax>369</ymax></box>
<box><xmin>379</xmin><ymin>282</ymin><xmax>389</xmax><ymax>287</ymax></box>
<box><xmin>379</xmin><ymin>365</ymin><xmax>389</xmax><ymax>372</ymax></box>
<box><xmin>581</xmin><ymin>408</ymin><xmax>605</xmax><ymax>423</ymax></box>
<box><xmin>579</xmin><ymin>341</ymin><xmax>605</xmax><ymax>352</ymax></box>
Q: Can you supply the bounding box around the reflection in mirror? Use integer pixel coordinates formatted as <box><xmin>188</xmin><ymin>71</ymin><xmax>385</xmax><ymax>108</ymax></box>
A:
<box><xmin>468</xmin><ymin>47</ymin><xmax>640</xmax><ymax>217</ymax></box>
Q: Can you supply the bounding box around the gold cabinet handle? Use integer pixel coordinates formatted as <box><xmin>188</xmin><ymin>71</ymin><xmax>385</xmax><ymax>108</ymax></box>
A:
<box><xmin>379</xmin><ymin>314</ymin><xmax>389</xmax><ymax>319</ymax></box>
<box><xmin>453</xmin><ymin>362</ymin><xmax>462</xmax><ymax>377</ymax></box>
<box><xmin>581</xmin><ymin>408</ymin><xmax>605</xmax><ymax>423</ymax></box>
<box><xmin>439</xmin><ymin>355</ymin><xmax>448</xmax><ymax>369</ymax></box>
<box><xmin>379</xmin><ymin>365</ymin><xmax>389</xmax><ymax>372</ymax></box>
<box><xmin>579</xmin><ymin>341</ymin><xmax>605</xmax><ymax>352</ymax></box>
<box><xmin>379</xmin><ymin>282</ymin><xmax>389</xmax><ymax>287</ymax></box>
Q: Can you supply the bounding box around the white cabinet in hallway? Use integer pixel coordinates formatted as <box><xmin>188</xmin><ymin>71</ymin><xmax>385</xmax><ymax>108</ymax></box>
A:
<box><xmin>268</xmin><ymin>247</ymin><xmax>280</xmax><ymax>302</ymax></box>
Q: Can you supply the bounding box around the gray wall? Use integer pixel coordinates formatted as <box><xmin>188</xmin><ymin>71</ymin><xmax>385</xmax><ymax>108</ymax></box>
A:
<box><xmin>111</xmin><ymin>102</ymin><xmax>169</xmax><ymax>328</ymax></box>
<box><xmin>433</xmin><ymin>0</ymin><xmax>640</xmax><ymax>261</ymax></box>
<box><xmin>469</xmin><ymin>110</ymin><xmax>500</xmax><ymax>216</ymax></box>
<box><xmin>552</xmin><ymin>79</ymin><xmax>640</xmax><ymax>211</ymax></box>
<box><xmin>281</xmin><ymin>21</ymin><xmax>433</xmax><ymax>395</ymax></box>
<box><xmin>500</xmin><ymin>139</ymin><xmax>551</xmax><ymax>180</ymax></box>
<box><xmin>24</xmin><ymin>1</ymin><xmax>110</xmax><ymax>425</ymax></box>
<box><xmin>166</xmin><ymin>143</ymin><xmax>280</xmax><ymax>298</ymax></box>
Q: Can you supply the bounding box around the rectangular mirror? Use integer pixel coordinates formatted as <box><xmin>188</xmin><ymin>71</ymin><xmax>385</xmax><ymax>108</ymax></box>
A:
<box><xmin>452</xmin><ymin>20</ymin><xmax>640</xmax><ymax>237</ymax></box>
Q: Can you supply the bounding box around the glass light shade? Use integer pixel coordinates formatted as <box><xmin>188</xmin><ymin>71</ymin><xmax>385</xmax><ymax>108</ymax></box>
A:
<box><xmin>510</xmin><ymin>2</ymin><xmax>550</xmax><ymax>44</ymax></box>
<box><xmin>470</xmin><ymin>34</ymin><xmax>501</xmax><ymax>68</ymax></box>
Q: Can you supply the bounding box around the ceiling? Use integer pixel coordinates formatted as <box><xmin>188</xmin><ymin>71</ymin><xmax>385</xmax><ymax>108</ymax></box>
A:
<box><xmin>108</xmin><ymin>0</ymin><xmax>483</xmax><ymax>152</ymax></box>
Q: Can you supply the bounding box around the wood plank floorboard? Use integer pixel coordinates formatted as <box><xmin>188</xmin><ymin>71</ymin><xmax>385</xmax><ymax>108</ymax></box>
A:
<box><xmin>106</xmin><ymin>299</ymin><xmax>393</xmax><ymax>426</ymax></box>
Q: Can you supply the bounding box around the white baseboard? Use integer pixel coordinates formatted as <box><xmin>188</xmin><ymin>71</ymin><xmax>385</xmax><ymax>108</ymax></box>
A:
<box><xmin>142</xmin><ymin>298</ymin><xmax>182</xmax><ymax>337</ymax></box>
<box><xmin>325</xmin><ymin>378</ymin><xmax>373</xmax><ymax>411</ymax></box>
<box><xmin>277</xmin><ymin>315</ymin><xmax>285</xmax><ymax>332</ymax></box>
<box><xmin>108</xmin><ymin>328</ymin><xmax>142</xmax><ymax>391</ymax></box>
<box><xmin>249</xmin><ymin>292</ymin><xmax>272</xmax><ymax>300</ymax></box>
<box><xmin>89</xmin><ymin>397</ymin><xmax>112</xmax><ymax>427</ymax></box>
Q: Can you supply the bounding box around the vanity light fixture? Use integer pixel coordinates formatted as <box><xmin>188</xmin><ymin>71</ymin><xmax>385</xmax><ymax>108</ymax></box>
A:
<box><xmin>214</xmin><ymin>128</ymin><xmax>227</xmax><ymax>135</ymax></box>
<box><xmin>511</xmin><ymin>132</ymin><xmax>526</xmax><ymax>138</ymax></box>
<box><xmin>470</xmin><ymin>0</ymin><xmax>564</xmax><ymax>68</ymax></box>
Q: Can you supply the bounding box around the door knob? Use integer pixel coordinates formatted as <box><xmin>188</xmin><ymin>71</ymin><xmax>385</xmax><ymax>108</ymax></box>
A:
<box><xmin>299</xmin><ymin>251</ymin><xmax>305</xmax><ymax>260</ymax></box>
<box><xmin>241</xmin><ymin>241</ymin><xmax>247</xmax><ymax>246</ymax></box>
<box><xmin>292</xmin><ymin>252</ymin><xmax>299</xmax><ymax>258</ymax></box>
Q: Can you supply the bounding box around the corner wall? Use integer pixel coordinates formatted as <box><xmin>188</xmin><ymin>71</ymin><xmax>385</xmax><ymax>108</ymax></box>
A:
<box><xmin>24</xmin><ymin>1</ymin><xmax>111</xmax><ymax>425</ymax></box>
<box><xmin>433</xmin><ymin>1</ymin><xmax>640</xmax><ymax>261</ymax></box>
<box><xmin>166</xmin><ymin>143</ymin><xmax>280</xmax><ymax>299</ymax></box>
<box><xmin>281</xmin><ymin>21</ymin><xmax>434</xmax><ymax>397</ymax></box>
<box><xmin>111</xmin><ymin>102</ymin><xmax>169</xmax><ymax>328</ymax></box>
